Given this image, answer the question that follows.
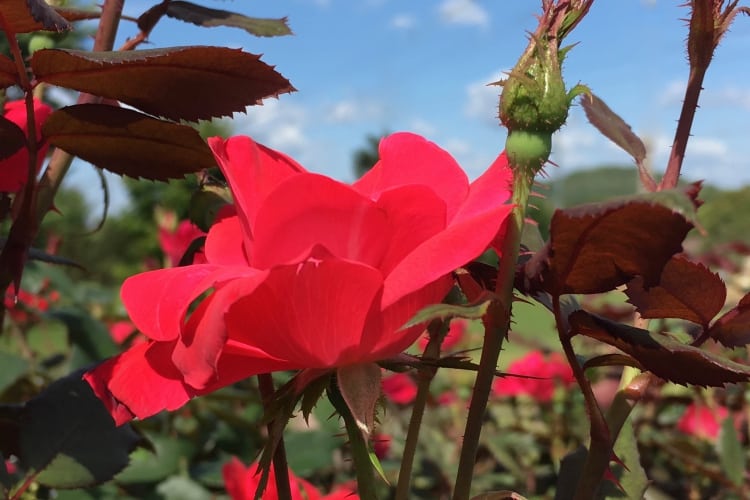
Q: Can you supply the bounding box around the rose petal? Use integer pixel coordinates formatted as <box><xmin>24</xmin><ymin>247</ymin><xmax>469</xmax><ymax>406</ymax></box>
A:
<box><xmin>122</xmin><ymin>264</ymin><xmax>261</xmax><ymax>341</ymax></box>
<box><xmin>84</xmin><ymin>341</ymin><xmax>194</xmax><ymax>424</ymax></box>
<box><xmin>172</xmin><ymin>274</ymin><xmax>268</xmax><ymax>389</ymax></box>
<box><xmin>204</xmin><ymin>214</ymin><xmax>250</xmax><ymax>266</ymax></box>
<box><xmin>382</xmin><ymin>203</ymin><xmax>513</xmax><ymax>307</ymax></box>
<box><xmin>208</xmin><ymin>136</ymin><xmax>304</xmax><ymax>245</ymax></box>
<box><xmin>252</xmin><ymin>174</ymin><xmax>389</xmax><ymax>270</ymax></box>
<box><xmin>226</xmin><ymin>260</ymin><xmax>384</xmax><ymax>368</ymax></box>
<box><xmin>354</xmin><ymin>132</ymin><xmax>469</xmax><ymax>220</ymax></box>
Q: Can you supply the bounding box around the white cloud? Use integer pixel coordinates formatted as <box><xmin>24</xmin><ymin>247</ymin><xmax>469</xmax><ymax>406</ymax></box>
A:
<box><xmin>707</xmin><ymin>86</ymin><xmax>750</xmax><ymax>111</ymax></box>
<box><xmin>324</xmin><ymin>99</ymin><xmax>384</xmax><ymax>124</ymax></box>
<box><xmin>438</xmin><ymin>0</ymin><xmax>489</xmax><ymax>28</ymax></box>
<box><xmin>407</xmin><ymin>117</ymin><xmax>438</xmax><ymax>137</ymax></box>
<box><xmin>390</xmin><ymin>13</ymin><xmax>416</xmax><ymax>30</ymax></box>
<box><xmin>464</xmin><ymin>71</ymin><xmax>504</xmax><ymax>126</ymax></box>
<box><xmin>657</xmin><ymin>80</ymin><xmax>685</xmax><ymax>107</ymax></box>
<box><xmin>686</xmin><ymin>136</ymin><xmax>729</xmax><ymax>159</ymax></box>
<box><xmin>234</xmin><ymin>99</ymin><xmax>309</xmax><ymax>156</ymax></box>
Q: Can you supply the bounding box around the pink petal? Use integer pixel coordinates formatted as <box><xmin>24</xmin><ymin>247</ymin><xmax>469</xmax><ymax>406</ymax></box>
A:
<box><xmin>171</xmin><ymin>274</ymin><xmax>268</xmax><ymax>389</ymax></box>
<box><xmin>0</xmin><ymin>99</ymin><xmax>53</xmax><ymax>193</ymax></box>
<box><xmin>208</xmin><ymin>136</ymin><xmax>304</xmax><ymax>246</ymax></box>
<box><xmin>354</xmin><ymin>132</ymin><xmax>469</xmax><ymax>220</ymax></box>
<box><xmin>122</xmin><ymin>265</ymin><xmax>261</xmax><ymax>341</ymax></box>
<box><xmin>370</xmin><ymin>275</ymin><xmax>454</xmax><ymax>357</ymax></box>
<box><xmin>84</xmin><ymin>341</ymin><xmax>195</xmax><ymax>425</ymax></box>
<box><xmin>251</xmin><ymin>174</ymin><xmax>388</xmax><ymax>270</ymax></box>
<box><xmin>382</xmin><ymin>203</ymin><xmax>513</xmax><ymax>307</ymax></box>
<box><xmin>204</xmin><ymin>214</ymin><xmax>250</xmax><ymax>266</ymax></box>
<box><xmin>373</xmin><ymin>184</ymin><xmax>447</xmax><ymax>276</ymax></box>
<box><xmin>226</xmin><ymin>260</ymin><xmax>384</xmax><ymax>368</ymax></box>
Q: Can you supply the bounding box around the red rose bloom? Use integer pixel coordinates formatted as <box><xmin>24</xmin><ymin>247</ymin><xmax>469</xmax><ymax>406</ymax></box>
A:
<box><xmin>493</xmin><ymin>351</ymin><xmax>576</xmax><ymax>402</ymax></box>
<box><xmin>676</xmin><ymin>403</ymin><xmax>729</xmax><ymax>441</ymax></box>
<box><xmin>382</xmin><ymin>372</ymin><xmax>418</xmax><ymax>405</ymax></box>
<box><xmin>158</xmin><ymin>219</ymin><xmax>207</xmax><ymax>267</ymax></box>
<box><xmin>222</xmin><ymin>457</ymin><xmax>358</xmax><ymax>500</ymax></box>
<box><xmin>417</xmin><ymin>317</ymin><xmax>468</xmax><ymax>351</ymax></box>
<box><xmin>0</xmin><ymin>98</ymin><xmax>53</xmax><ymax>193</ymax></box>
<box><xmin>84</xmin><ymin>132</ymin><xmax>513</xmax><ymax>425</ymax></box>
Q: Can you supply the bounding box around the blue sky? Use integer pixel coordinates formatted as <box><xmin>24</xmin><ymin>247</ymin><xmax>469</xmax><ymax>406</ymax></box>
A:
<box><xmin>61</xmin><ymin>0</ymin><xmax>750</xmax><ymax>213</ymax></box>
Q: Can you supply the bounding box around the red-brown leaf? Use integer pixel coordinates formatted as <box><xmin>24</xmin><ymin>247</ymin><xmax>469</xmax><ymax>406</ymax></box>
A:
<box><xmin>570</xmin><ymin>310</ymin><xmax>750</xmax><ymax>387</ymax></box>
<box><xmin>42</xmin><ymin>104</ymin><xmax>215</xmax><ymax>181</ymax></box>
<box><xmin>0</xmin><ymin>0</ymin><xmax>71</xmax><ymax>33</ymax></box>
<box><xmin>32</xmin><ymin>46</ymin><xmax>295</xmax><ymax>121</ymax></box>
<box><xmin>0</xmin><ymin>54</ymin><xmax>20</xmax><ymax>89</ymax></box>
<box><xmin>536</xmin><ymin>186</ymin><xmax>700</xmax><ymax>295</ymax></box>
<box><xmin>708</xmin><ymin>293</ymin><xmax>750</xmax><ymax>348</ymax></box>
<box><xmin>0</xmin><ymin>117</ymin><xmax>27</xmax><ymax>160</ymax></box>
<box><xmin>625</xmin><ymin>255</ymin><xmax>726</xmax><ymax>328</ymax></box>
<box><xmin>166</xmin><ymin>1</ymin><xmax>293</xmax><ymax>37</ymax></box>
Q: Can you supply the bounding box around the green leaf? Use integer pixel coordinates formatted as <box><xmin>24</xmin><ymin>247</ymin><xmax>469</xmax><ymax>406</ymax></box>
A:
<box><xmin>166</xmin><ymin>1</ymin><xmax>293</xmax><ymax>37</ymax></box>
<box><xmin>283</xmin><ymin>431</ymin><xmax>337</xmax><ymax>476</ymax></box>
<box><xmin>156</xmin><ymin>475</ymin><xmax>212</xmax><ymax>500</ymax></box>
<box><xmin>403</xmin><ymin>296</ymin><xmax>492</xmax><ymax>329</ymax></box>
<box><xmin>0</xmin><ymin>351</ymin><xmax>29</xmax><ymax>394</ymax></box>
<box><xmin>116</xmin><ymin>435</ymin><xmax>196</xmax><ymax>484</ymax></box>
<box><xmin>47</xmin><ymin>308</ymin><xmax>119</xmax><ymax>367</ymax></box>
<box><xmin>32</xmin><ymin>46</ymin><xmax>295</xmax><ymax>121</ymax></box>
<box><xmin>43</xmin><ymin>104</ymin><xmax>215</xmax><ymax>181</ymax></box>
<box><xmin>19</xmin><ymin>371</ymin><xmax>144</xmax><ymax>488</ymax></box>
<box><xmin>0</xmin><ymin>0</ymin><xmax>71</xmax><ymax>33</ymax></box>
<box><xmin>718</xmin><ymin>416</ymin><xmax>744</xmax><ymax>487</ymax></box>
<box><xmin>604</xmin><ymin>419</ymin><xmax>648</xmax><ymax>499</ymax></box>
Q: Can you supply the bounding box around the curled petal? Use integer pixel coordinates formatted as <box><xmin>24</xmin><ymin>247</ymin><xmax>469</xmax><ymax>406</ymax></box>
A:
<box><xmin>354</xmin><ymin>132</ymin><xmax>469</xmax><ymax>219</ymax></box>
<box><xmin>122</xmin><ymin>264</ymin><xmax>261</xmax><ymax>341</ymax></box>
<box><xmin>84</xmin><ymin>341</ymin><xmax>194</xmax><ymax>424</ymax></box>
<box><xmin>208</xmin><ymin>136</ymin><xmax>304</xmax><ymax>244</ymax></box>
<box><xmin>252</xmin><ymin>174</ymin><xmax>388</xmax><ymax>269</ymax></box>
<box><xmin>226</xmin><ymin>260</ymin><xmax>384</xmax><ymax>368</ymax></box>
<box><xmin>204</xmin><ymin>214</ymin><xmax>249</xmax><ymax>266</ymax></box>
<box><xmin>172</xmin><ymin>274</ymin><xmax>268</xmax><ymax>389</ymax></box>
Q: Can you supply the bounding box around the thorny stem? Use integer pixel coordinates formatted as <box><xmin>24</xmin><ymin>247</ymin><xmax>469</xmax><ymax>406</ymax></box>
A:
<box><xmin>552</xmin><ymin>295</ymin><xmax>611</xmax><ymax>500</ymax></box>
<box><xmin>333</xmin><ymin>388</ymin><xmax>378</xmax><ymax>500</ymax></box>
<box><xmin>395</xmin><ymin>321</ymin><xmax>442</xmax><ymax>500</ymax></box>
<box><xmin>0</xmin><ymin>20</ymin><xmax>35</xmax><ymax>325</ymax></box>
<box><xmin>257</xmin><ymin>373</ymin><xmax>293</xmax><ymax>500</ymax></box>
<box><xmin>34</xmin><ymin>0</ymin><xmax>125</xmax><ymax>224</ymax></box>
<box><xmin>659</xmin><ymin>65</ymin><xmax>708</xmax><ymax>191</ymax></box>
<box><xmin>452</xmin><ymin>170</ymin><xmax>531</xmax><ymax>500</ymax></box>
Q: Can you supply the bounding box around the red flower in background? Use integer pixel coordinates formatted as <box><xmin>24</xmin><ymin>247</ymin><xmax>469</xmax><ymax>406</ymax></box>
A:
<box><xmin>158</xmin><ymin>218</ymin><xmax>206</xmax><ymax>267</ymax></box>
<box><xmin>222</xmin><ymin>457</ymin><xmax>358</xmax><ymax>500</ymax></box>
<box><xmin>4</xmin><ymin>280</ymin><xmax>59</xmax><ymax>324</ymax></box>
<box><xmin>676</xmin><ymin>403</ymin><xmax>729</xmax><ymax>441</ymax></box>
<box><xmin>493</xmin><ymin>351</ymin><xmax>575</xmax><ymax>402</ymax></box>
<box><xmin>84</xmin><ymin>132</ymin><xmax>513</xmax><ymax>425</ymax></box>
<box><xmin>382</xmin><ymin>372</ymin><xmax>418</xmax><ymax>405</ymax></box>
<box><xmin>0</xmin><ymin>99</ymin><xmax>53</xmax><ymax>193</ymax></box>
<box><xmin>417</xmin><ymin>318</ymin><xmax>468</xmax><ymax>351</ymax></box>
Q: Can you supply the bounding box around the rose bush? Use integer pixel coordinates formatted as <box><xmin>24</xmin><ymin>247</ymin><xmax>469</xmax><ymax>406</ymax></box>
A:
<box><xmin>84</xmin><ymin>132</ymin><xmax>513</xmax><ymax>425</ymax></box>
